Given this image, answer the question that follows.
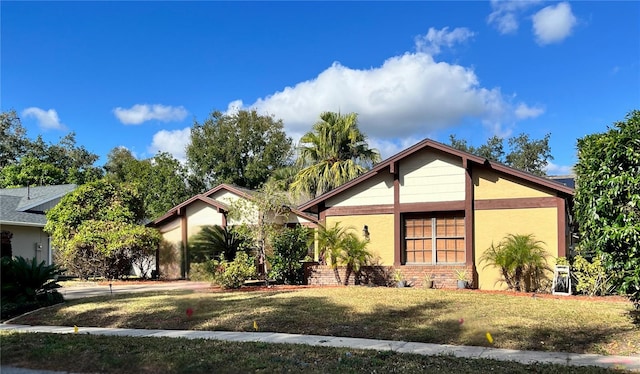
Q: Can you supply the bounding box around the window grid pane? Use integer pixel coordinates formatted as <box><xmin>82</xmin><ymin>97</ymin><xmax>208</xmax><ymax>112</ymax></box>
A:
<box><xmin>405</xmin><ymin>213</ymin><xmax>465</xmax><ymax>264</ymax></box>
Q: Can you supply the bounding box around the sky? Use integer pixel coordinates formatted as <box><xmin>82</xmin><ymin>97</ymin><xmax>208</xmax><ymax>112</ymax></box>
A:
<box><xmin>3</xmin><ymin>1</ymin><xmax>639</xmax><ymax>176</ymax></box>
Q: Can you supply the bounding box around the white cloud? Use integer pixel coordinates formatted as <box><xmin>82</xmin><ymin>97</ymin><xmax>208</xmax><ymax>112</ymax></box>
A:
<box><xmin>113</xmin><ymin>104</ymin><xmax>188</xmax><ymax>125</ymax></box>
<box><xmin>21</xmin><ymin>107</ymin><xmax>65</xmax><ymax>130</ymax></box>
<box><xmin>148</xmin><ymin>127</ymin><xmax>191</xmax><ymax>163</ymax></box>
<box><xmin>514</xmin><ymin>103</ymin><xmax>544</xmax><ymax>119</ymax></box>
<box><xmin>487</xmin><ymin>0</ymin><xmax>541</xmax><ymax>34</ymax></box>
<box><xmin>415</xmin><ymin>27</ymin><xmax>475</xmax><ymax>55</ymax></box>
<box><xmin>532</xmin><ymin>2</ymin><xmax>577</xmax><ymax>45</ymax></box>
<box><xmin>240</xmin><ymin>53</ymin><xmax>521</xmax><ymax>145</ymax></box>
<box><xmin>545</xmin><ymin>161</ymin><xmax>573</xmax><ymax>176</ymax></box>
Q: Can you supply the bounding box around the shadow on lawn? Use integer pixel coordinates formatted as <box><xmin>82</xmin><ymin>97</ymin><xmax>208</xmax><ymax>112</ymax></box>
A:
<box><xmin>10</xmin><ymin>287</ymin><xmax>638</xmax><ymax>355</ymax></box>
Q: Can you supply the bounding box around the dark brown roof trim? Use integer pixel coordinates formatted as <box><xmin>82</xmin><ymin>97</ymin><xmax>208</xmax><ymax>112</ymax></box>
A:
<box><xmin>297</xmin><ymin>138</ymin><xmax>574</xmax><ymax>212</ymax></box>
<box><xmin>149</xmin><ymin>194</ymin><xmax>229</xmax><ymax>227</ymax></box>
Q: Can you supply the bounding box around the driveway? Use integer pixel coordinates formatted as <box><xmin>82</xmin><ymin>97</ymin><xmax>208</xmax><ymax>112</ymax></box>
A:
<box><xmin>59</xmin><ymin>281</ymin><xmax>211</xmax><ymax>300</ymax></box>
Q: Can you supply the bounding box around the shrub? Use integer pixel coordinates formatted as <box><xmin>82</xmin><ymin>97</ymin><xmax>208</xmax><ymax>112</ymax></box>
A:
<box><xmin>214</xmin><ymin>252</ymin><xmax>257</xmax><ymax>289</ymax></box>
<box><xmin>268</xmin><ymin>226</ymin><xmax>311</xmax><ymax>285</ymax></box>
<box><xmin>572</xmin><ymin>254</ymin><xmax>614</xmax><ymax>296</ymax></box>
<box><xmin>190</xmin><ymin>225</ymin><xmax>251</xmax><ymax>263</ymax></box>
<box><xmin>189</xmin><ymin>260</ymin><xmax>218</xmax><ymax>282</ymax></box>
<box><xmin>1</xmin><ymin>256</ymin><xmax>65</xmax><ymax>319</ymax></box>
<box><xmin>480</xmin><ymin>234</ymin><xmax>550</xmax><ymax>292</ymax></box>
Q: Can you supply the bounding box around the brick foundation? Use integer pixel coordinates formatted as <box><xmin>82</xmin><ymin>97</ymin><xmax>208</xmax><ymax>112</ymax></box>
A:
<box><xmin>306</xmin><ymin>264</ymin><xmax>475</xmax><ymax>288</ymax></box>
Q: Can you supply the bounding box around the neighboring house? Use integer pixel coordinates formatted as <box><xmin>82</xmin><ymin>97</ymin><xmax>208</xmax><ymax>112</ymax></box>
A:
<box><xmin>297</xmin><ymin>139</ymin><xmax>575</xmax><ymax>290</ymax></box>
<box><xmin>149</xmin><ymin>183</ymin><xmax>317</xmax><ymax>279</ymax></box>
<box><xmin>0</xmin><ymin>184</ymin><xmax>77</xmax><ymax>265</ymax></box>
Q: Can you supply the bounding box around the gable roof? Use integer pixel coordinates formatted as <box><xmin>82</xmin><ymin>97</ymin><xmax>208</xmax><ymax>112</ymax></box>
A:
<box><xmin>0</xmin><ymin>184</ymin><xmax>77</xmax><ymax>227</ymax></box>
<box><xmin>298</xmin><ymin>138</ymin><xmax>574</xmax><ymax>212</ymax></box>
<box><xmin>150</xmin><ymin>183</ymin><xmax>318</xmax><ymax>227</ymax></box>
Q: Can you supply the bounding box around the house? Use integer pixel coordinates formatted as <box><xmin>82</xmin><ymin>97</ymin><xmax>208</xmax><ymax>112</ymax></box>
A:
<box><xmin>0</xmin><ymin>184</ymin><xmax>77</xmax><ymax>265</ymax></box>
<box><xmin>149</xmin><ymin>183</ymin><xmax>318</xmax><ymax>279</ymax></box>
<box><xmin>297</xmin><ymin>139</ymin><xmax>574</xmax><ymax>290</ymax></box>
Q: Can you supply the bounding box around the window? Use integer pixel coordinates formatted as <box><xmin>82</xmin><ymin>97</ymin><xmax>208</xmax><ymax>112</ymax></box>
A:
<box><xmin>404</xmin><ymin>213</ymin><xmax>465</xmax><ymax>264</ymax></box>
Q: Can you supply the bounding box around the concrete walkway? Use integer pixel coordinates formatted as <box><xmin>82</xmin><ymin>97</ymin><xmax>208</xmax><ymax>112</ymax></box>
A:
<box><xmin>58</xmin><ymin>281</ymin><xmax>211</xmax><ymax>300</ymax></box>
<box><xmin>1</xmin><ymin>324</ymin><xmax>638</xmax><ymax>372</ymax></box>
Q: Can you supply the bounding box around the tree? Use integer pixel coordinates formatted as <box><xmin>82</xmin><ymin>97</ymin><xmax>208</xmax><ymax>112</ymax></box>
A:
<box><xmin>226</xmin><ymin>183</ymin><xmax>293</xmax><ymax>285</ymax></box>
<box><xmin>45</xmin><ymin>180</ymin><xmax>159</xmax><ymax>279</ymax></box>
<box><xmin>0</xmin><ymin>129</ymin><xmax>103</xmax><ymax>188</ymax></box>
<box><xmin>449</xmin><ymin>133</ymin><xmax>552</xmax><ymax>176</ymax></box>
<box><xmin>187</xmin><ymin>109</ymin><xmax>293</xmax><ymax>189</ymax></box>
<box><xmin>292</xmin><ymin>112</ymin><xmax>381</xmax><ymax>198</ymax></box>
<box><xmin>317</xmin><ymin>222</ymin><xmax>351</xmax><ymax>285</ymax></box>
<box><xmin>0</xmin><ymin>109</ymin><xmax>28</xmax><ymax>168</ymax></box>
<box><xmin>105</xmin><ymin>148</ymin><xmax>192</xmax><ymax>220</ymax></box>
<box><xmin>338</xmin><ymin>232</ymin><xmax>372</xmax><ymax>285</ymax></box>
<box><xmin>480</xmin><ymin>234</ymin><xmax>549</xmax><ymax>292</ymax></box>
<box><xmin>574</xmin><ymin>110</ymin><xmax>640</xmax><ymax>307</ymax></box>
<box><xmin>189</xmin><ymin>225</ymin><xmax>250</xmax><ymax>263</ymax></box>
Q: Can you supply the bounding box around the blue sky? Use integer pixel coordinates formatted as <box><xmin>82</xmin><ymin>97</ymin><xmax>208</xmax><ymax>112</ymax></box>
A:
<box><xmin>3</xmin><ymin>1</ymin><xmax>639</xmax><ymax>175</ymax></box>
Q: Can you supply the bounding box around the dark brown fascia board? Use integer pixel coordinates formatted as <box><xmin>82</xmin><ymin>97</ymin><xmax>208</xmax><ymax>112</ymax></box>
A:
<box><xmin>288</xmin><ymin>208</ymin><xmax>319</xmax><ymax>223</ymax></box>
<box><xmin>149</xmin><ymin>194</ymin><xmax>229</xmax><ymax>227</ymax></box>
<box><xmin>485</xmin><ymin>161</ymin><xmax>575</xmax><ymax>197</ymax></box>
<box><xmin>202</xmin><ymin>183</ymin><xmax>255</xmax><ymax>201</ymax></box>
<box><xmin>297</xmin><ymin>138</ymin><xmax>485</xmax><ymax>212</ymax></box>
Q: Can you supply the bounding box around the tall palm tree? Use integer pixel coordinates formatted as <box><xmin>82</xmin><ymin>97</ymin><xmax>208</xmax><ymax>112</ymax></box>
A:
<box><xmin>292</xmin><ymin>112</ymin><xmax>381</xmax><ymax>197</ymax></box>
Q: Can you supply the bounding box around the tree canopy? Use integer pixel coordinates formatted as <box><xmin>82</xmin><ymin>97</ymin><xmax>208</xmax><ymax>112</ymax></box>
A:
<box><xmin>0</xmin><ymin>111</ymin><xmax>103</xmax><ymax>188</ymax></box>
<box><xmin>574</xmin><ymin>110</ymin><xmax>640</xmax><ymax>306</ymax></box>
<box><xmin>449</xmin><ymin>133</ymin><xmax>552</xmax><ymax>176</ymax></box>
<box><xmin>45</xmin><ymin>180</ymin><xmax>159</xmax><ymax>279</ymax></box>
<box><xmin>291</xmin><ymin>111</ymin><xmax>381</xmax><ymax>198</ymax></box>
<box><xmin>187</xmin><ymin>109</ymin><xmax>293</xmax><ymax>190</ymax></box>
<box><xmin>104</xmin><ymin>147</ymin><xmax>192</xmax><ymax>220</ymax></box>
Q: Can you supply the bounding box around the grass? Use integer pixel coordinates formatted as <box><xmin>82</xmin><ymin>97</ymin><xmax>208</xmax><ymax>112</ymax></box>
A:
<box><xmin>0</xmin><ymin>332</ymin><xmax>630</xmax><ymax>374</ymax></box>
<box><xmin>9</xmin><ymin>286</ymin><xmax>639</xmax><ymax>356</ymax></box>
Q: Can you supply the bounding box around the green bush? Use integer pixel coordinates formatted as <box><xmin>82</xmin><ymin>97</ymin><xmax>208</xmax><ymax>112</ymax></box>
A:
<box><xmin>1</xmin><ymin>256</ymin><xmax>65</xmax><ymax>320</ymax></box>
<box><xmin>572</xmin><ymin>254</ymin><xmax>614</xmax><ymax>296</ymax></box>
<box><xmin>480</xmin><ymin>234</ymin><xmax>549</xmax><ymax>292</ymax></box>
<box><xmin>268</xmin><ymin>226</ymin><xmax>311</xmax><ymax>285</ymax></box>
<box><xmin>214</xmin><ymin>252</ymin><xmax>257</xmax><ymax>289</ymax></box>
<box><xmin>189</xmin><ymin>260</ymin><xmax>218</xmax><ymax>282</ymax></box>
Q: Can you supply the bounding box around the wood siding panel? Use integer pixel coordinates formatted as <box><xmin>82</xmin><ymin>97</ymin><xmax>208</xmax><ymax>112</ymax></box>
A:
<box><xmin>399</xmin><ymin>151</ymin><xmax>465</xmax><ymax>203</ymax></box>
<box><xmin>326</xmin><ymin>173</ymin><xmax>393</xmax><ymax>207</ymax></box>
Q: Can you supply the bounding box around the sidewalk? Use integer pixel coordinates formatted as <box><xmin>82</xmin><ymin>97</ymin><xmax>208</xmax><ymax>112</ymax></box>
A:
<box><xmin>1</xmin><ymin>324</ymin><xmax>638</xmax><ymax>372</ymax></box>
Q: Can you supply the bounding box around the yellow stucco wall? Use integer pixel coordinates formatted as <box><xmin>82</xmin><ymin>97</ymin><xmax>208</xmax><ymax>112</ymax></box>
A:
<box><xmin>326</xmin><ymin>214</ymin><xmax>395</xmax><ymax>265</ymax></box>
<box><xmin>474</xmin><ymin>168</ymin><xmax>554</xmax><ymax>199</ymax></box>
<box><xmin>474</xmin><ymin>207</ymin><xmax>558</xmax><ymax>290</ymax></box>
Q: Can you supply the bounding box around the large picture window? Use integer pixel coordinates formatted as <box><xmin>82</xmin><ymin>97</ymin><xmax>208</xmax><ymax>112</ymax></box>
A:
<box><xmin>404</xmin><ymin>213</ymin><xmax>465</xmax><ymax>264</ymax></box>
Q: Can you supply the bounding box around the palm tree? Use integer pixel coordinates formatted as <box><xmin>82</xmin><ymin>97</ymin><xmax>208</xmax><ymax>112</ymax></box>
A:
<box><xmin>189</xmin><ymin>225</ymin><xmax>248</xmax><ymax>263</ymax></box>
<box><xmin>480</xmin><ymin>233</ymin><xmax>549</xmax><ymax>292</ymax></box>
<box><xmin>338</xmin><ymin>232</ymin><xmax>372</xmax><ymax>285</ymax></box>
<box><xmin>292</xmin><ymin>112</ymin><xmax>381</xmax><ymax>197</ymax></box>
<box><xmin>317</xmin><ymin>222</ymin><xmax>350</xmax><ymax>284</ymax></box>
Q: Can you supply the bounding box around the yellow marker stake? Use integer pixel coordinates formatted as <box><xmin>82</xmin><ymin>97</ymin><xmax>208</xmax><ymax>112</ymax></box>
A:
<box><xmin>253</xmin><ymin>320</ymin><xmax>258</xmax><ymax>331</ymax></box>
<box><xmin>486</xmin><ymin>332</ymin><xmax>493</xmax><ymax>344</ymax></box>
<box><xmin>74</xmin><ymin>325</ymin><xmax>78</xmax><ymax>334</ymax></box>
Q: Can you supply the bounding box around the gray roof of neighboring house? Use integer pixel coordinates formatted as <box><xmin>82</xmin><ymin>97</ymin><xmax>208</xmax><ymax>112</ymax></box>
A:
<box><xmin>0</xmin><ymin>184</ymin><xmax>77</xmax><ymax>227</ymax></box>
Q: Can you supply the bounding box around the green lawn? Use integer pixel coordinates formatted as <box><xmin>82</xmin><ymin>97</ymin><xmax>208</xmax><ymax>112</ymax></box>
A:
<box><xmin>10</xmin><ymin>286</ymin><xmax>639</xmax><ymax>356</ymax></box>
<box><xmin>0</xmin><ymin>332</ymin><xmax>630</xmax><ymax>374</ymax></box>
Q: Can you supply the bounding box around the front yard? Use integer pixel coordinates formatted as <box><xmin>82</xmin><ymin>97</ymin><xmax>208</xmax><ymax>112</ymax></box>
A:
<box><xmin>9</xmin><ymin>286</ymin><xmax>639</xmax><ymax>356</ymax></box>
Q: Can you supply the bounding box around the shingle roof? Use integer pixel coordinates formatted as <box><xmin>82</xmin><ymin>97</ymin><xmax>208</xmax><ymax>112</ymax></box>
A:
<box><xmin>0</xmin><ymin>184</ymin><xmax>77</xmax><ymax>227</ymax></box>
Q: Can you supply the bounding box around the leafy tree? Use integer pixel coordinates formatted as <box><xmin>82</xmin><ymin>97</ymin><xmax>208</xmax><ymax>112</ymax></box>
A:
<box><xmin>105</xmin><ymin>148</ymin><xmax>192</xmax><ymax>220</ymax></box>
<box><xmin>574</xmin><ymin>110</ymin><xmax>640</xmax><ymax>307</ymax></box>
<box><xmin>449</xmin><ymin>133</ymin><xmax>552</xmax><ymax>176</ymax></box>
<box><xmin>1</xmin><ymin>109</ymin><xmax>29</xmax><ymax>168</ymax></box>
<box><xmin>269</xmin><ymin>225</ymin><xmax>311</xmax><ymax>285</ymax></box>
<box><xmin>292</xmin><ymin>112</ymin><xmax>381</xmax><ymax>198</ymax></box>
<box><xmin>226</xmin><ymin>183</ymin><xmax>294</xmax><ymax>284</ymax></box>
<box><xmin>0</xmin><ymin>127</ymin><xmax>103</xmax><ymax>187</ymax></box>
<box><xmin>187</xmin><ymin>109</ymin><xmax>293</xmax><ymax>189</ymax></box>
<box><xmin>45</xmin><ymin>180</ymin><xmax>159</xmax><ymax>279</ymax></box>
<box><xmin>480</xmin><ymin>234</ymin><xmax>549</xmax><ymax>292</ymax></box>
